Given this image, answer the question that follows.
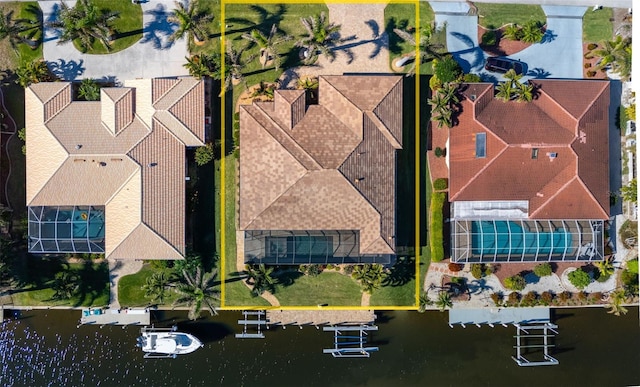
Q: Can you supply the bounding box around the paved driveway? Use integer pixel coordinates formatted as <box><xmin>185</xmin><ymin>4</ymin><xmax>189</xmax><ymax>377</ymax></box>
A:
<box><xmin>431</xmin><ymin>2</ymin><xmax>587</xmax><ymax>82</ymax></box>
<box><xmin>40</xmin><ymin>0</ymin><xmax>189</xmax><ymax>82</ymax></box>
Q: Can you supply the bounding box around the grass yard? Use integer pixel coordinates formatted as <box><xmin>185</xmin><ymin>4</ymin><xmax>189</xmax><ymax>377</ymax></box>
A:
<box><xmin>0</xmin><ymin>2</ymin><xmax>43</xmax><ymax>71</ymax></box>
<box><xmin>72</xmin><ymin>0</ymin><xmax>143</xmax><ymax>54</ymax></box>
<box><xmin>384</xmin><ymin>2</ymin><xmax>440</xmax><ymax>75</ymax></box>
<box><xmin>475</xmin><ymin>3</ymin><xmax>546</xmax><ymax>28</ymax></box>
<box><xmin>117</xmin><ymin>265</ymin><xmax>179</xmax><ymax>308</ymax></box>
<box><xmin>11</xmin><ymin>260</ymin><xmax>109</xmax><ymax>307</ymax></box>
<box><xmin>582</xmin><ymin>7</ymin><xmax>613</xmax><ymax>43</ymax></box>
<box><xmin>273</xmin><ymin>271</ymin><xmax>362</xmax><ymax>306</ymax></box>
<box><xmin>369</xmin><ymin>276</ymin><xmax>415</xmax><ymax>306</ymax></box>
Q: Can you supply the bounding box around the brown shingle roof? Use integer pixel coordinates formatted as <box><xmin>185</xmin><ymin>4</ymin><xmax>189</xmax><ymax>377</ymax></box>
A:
<box><xmin>239</xmin><ymin>75</ymin><xmax>402</xmax><ymax>255</ymax></box>
<box><xmin>449</xmin><ymin>80</ymin><xmax>610</xmax><ymax>219</ymax></box>
<box><xmin>26</xmin><ymin>78</ymin><xmax>206</xmax><ymax>260</ymax></box>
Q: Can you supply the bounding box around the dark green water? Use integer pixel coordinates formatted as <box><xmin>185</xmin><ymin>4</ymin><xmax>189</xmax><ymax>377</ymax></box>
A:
<box><xmin>1</xmin><ymin>308</ymin><xmax>638</xmax><ymax>386</ymax></box>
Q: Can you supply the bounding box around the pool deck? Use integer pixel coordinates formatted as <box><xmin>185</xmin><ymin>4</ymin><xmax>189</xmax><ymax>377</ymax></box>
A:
<box><xmin>79</xmin><ymin>307</ymin><xmax>150</xmax><ymax>327</ymax></box>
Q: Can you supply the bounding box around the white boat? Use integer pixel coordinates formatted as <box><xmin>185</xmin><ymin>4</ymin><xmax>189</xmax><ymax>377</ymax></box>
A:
<box><xmin>137</xmin><ymin>326</ymin><xmax>203</xmax><ymax>358</ymax></box>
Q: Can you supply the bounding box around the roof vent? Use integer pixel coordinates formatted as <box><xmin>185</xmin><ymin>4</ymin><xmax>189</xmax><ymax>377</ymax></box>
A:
<box><xmin>470</xmin><ymin>94</ymin><xmax>476</xmax><ymax>101</ymax></box>
<box><xmin>98</xmin><ymin>162</ymin><xmax>106</xmax><ymax>167</ymax></box>
<box><xmin>75</xmin><ymin>144</ymin><xmax>82</xmax><ymax>150</ymax></box>
<box><xmin>148</xmin><ymin>163</ymin><xmax>157</xmax><ymax>167</ymax></box>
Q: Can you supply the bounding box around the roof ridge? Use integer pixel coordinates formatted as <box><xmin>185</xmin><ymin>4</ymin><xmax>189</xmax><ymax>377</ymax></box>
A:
<box><xmin>319</xmin><ymin>77</ymin><xmax>363</xmax><ymax>135</ymax></box>
<box><xmin>528</xmin><ymin>175</ymin><xmax>577</xmax><ymax>218</ymax></box>
<box><xmin>104</xmin><ymin>161</ymin><xmax>139</xmax><ymax>205</ymax></box>
<box><xmin>573</xmin><ymin>174</ymin><xmax>609</xmax><ymax>218</ymax></box>
<box><xmin>365</xmin><ymin>111</ymin><xmax>401</xmax><ymax>149</ymax></box>
<box><xmin>360</xmin><ymin>236</ymin><xmax>393</xmax><ymax>255</ymax></box>
<box><xmin>575</xmin><ymin>81</ymin><xmax>609</xmax><ymax>122</ymax></box>
<box><xmin>371</xmin><ymin>76</ymin><xmax>402</xmax><ymax>111</ymax></box>
<box><xmin>252</xmin><ymin>103</ymin><xmax>321</xmax><ymax>170</ymax></box>
<box><xmin>449</xmin><ymin>123</ymin><xmax>509</xmax><ymax>201</ymax></box>
<box><xmin>535</xmin><ymin>84</ymin><xmax>578</xmax><ymax>132</ymax></box>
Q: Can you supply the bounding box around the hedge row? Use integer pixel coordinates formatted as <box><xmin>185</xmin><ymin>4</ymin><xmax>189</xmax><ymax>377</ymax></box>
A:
<box><xmin>430</xmin><ymin>192</ymin><xmax>446</xmax><ymax>262</ymax></box>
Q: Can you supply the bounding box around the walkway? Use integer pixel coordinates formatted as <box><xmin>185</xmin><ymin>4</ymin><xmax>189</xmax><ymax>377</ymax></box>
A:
<box><xmin>279</xmin><ymin>3</ymin><xmax>390</xmax><ymax>87</ymax></box>
<box><xmin>108</xmin><ymin>259</ymin><xmax>143</xmax><ymax>310</ymax></box>
<box><xmin>432</xmin><ymin>2</ymin><xmax>588</xmax><ymax>82</ymax></box>
<box><xmin>39</xmin><ymin>0</ymin><xmax>189</xmax><ymax>82</ymax></box>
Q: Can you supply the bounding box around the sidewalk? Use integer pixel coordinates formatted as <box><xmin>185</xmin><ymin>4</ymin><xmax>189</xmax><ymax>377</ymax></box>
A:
<box><xmin>40</xmin><ymin>0</ymin><xmax>189</xmax><ymax>82</ymax></box>
<box><xmin>108</xmin><ymin>259</ymin><xmax>143</xmax><ymax>310</ymax></box>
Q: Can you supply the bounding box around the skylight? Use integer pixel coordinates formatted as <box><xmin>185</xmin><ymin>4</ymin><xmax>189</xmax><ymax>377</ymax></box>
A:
<box><xmin>475</xmin><ymin>133</ymin><xmax>486</xmax><ymax>158</ymax></box>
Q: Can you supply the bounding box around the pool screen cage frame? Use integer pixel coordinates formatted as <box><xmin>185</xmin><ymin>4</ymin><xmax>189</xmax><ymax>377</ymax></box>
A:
<box><xmin>451</xmin><ymin>219</ymin><xmax>605</xmax><ymax>263</ymax></box>
<box><xmin>28</xmin><ymin>205</ymin><xmax>106</xmax><ymax>254</ymax></box>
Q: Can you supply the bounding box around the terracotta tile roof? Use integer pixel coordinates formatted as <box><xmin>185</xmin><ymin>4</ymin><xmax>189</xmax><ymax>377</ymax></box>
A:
<box><xmin>26</xmin><ymin>78</ymin><xmax>206</xmax><ymax>260</ymax></box>
<box><xmin>239</xmin><ymin>75</ymin><xmax>402</xmax><ymax>256</ymax></box>
<box><xmin>449</xmin><ymin>80</ymin><xmax>610</xmax><ymax>219</ymax></box>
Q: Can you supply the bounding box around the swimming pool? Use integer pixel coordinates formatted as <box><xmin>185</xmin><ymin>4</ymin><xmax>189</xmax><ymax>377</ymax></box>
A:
<box><xmin>471</xmin><ymin>220</ymin><xmax>573</xmax><ymax>257</ymax></box>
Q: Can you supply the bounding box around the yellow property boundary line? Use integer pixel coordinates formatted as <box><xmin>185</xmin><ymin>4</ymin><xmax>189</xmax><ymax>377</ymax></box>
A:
<box><xmin>220</xmin><ymin>0</ymin><xmax>422</xmax><ymax>311</ymax></box>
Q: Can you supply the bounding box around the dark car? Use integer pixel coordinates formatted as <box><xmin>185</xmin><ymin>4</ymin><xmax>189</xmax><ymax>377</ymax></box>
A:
<box><xmin>484</xmin><ymin>57</ymin><xmax>525</xmax><ymax>75</ymax></box>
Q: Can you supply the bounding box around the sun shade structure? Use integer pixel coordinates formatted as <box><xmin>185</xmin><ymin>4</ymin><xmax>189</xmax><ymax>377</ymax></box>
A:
<box><xmin>25</xmin><ymin>78</ymin><xmax>206</xmax><ymax>260</ymax></box>
<box><xmin>449</xmin><ymin>80</ymin><xmax>610</xmax><ymax>263</ymax></box>
<box><xmin>239</xmin><ymin>75</ymin><xmax>403</xmax><ymax>265</ymax></box>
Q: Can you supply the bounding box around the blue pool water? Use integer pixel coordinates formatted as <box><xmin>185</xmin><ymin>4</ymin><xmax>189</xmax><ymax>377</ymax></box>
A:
<box><xmin>472</xmin><ymin>221</ymin><xmax>572</xmax><ymax>257</ymax></box>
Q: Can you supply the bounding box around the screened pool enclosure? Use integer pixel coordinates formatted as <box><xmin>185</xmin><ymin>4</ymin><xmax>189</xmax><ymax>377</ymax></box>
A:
<box><xmin>28</xmin><ymin>206</ymin><xmax>105</xmax><ymax>253</ymax></box>
<box><xmin>451</xmin><ymin>219</ymin><xmax>604</xmax><ymax>263</ymax></box>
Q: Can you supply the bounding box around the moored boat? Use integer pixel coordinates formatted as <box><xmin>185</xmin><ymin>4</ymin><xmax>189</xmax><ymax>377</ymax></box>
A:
<box><xmin>137</xmin><ymin>326</ymin><xmax>203</xmax><ymax>358</ymax></box>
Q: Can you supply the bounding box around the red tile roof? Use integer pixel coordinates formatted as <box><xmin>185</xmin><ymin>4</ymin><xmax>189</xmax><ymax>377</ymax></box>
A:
<box><xmin>449</xmin><ymin>80</ymin><xmax>610</xmax><ymax>219</ymax></box>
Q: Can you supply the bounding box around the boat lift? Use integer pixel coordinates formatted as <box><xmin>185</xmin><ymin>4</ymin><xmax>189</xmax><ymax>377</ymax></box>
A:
<box><xmin>323</xmin><ymin>325</ymin><xmax>379</xmax><ymax>358</ymax></box>
<box><xmin>235</xmin><ymin>311</ymin><xmax>268</xmax><ymax>339</ymax></box>
<box><xmin>512</xmin><ymin>322</ymin><xmax>559</xmax><ymax>367</ymax></box>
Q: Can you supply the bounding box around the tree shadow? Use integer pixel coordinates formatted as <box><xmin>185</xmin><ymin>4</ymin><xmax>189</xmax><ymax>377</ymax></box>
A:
<box><xmin>467</xmin><ymin>278</ymin><xmax>494</xmax><ymax>295</ymax></box>
<box><xmin>540</xmin><ymin>29</ymin><xmax>557</xmax><ymax>44</ymax></box>
<box><xmin>43</xmin><ymin>3</ymin><xmax>61</xmax><ymax>42</ymax></box>
<box><xmin>272</xmin><ymin>269</ymin><xmax>302</xmax><ymax>288</ymax></box>
<box><xmin>384</xmin><ymin>17</ymin><xmax>408</xmax><ymax>56</ymax></box>
<box><xmin>72</xmin><ymin>259</ymin><xmax>109</xmax><ymax>307</ymax></box>
<box><xmin>47</xmin><ymin>59</ymin><xmax>85</xmax><ymax>81</ymax></box>
<box><xmin>383</xmin><ymin>256</ymin><xmax>415</xmax><ymax>287</ymax></box>
<box><xmin>608</xmin><ymin>79</ymin><xmax>623</xmax><ymax>216</ymax></box>
<box><xmin>141</xmin><ymin>3</ymin><xmax>176</xmax><ymax>50</ymax></box>
<box><xmin>178</xmin><ymin>321</ymin><xmax>234</xmax><ymax>344</ymax></box>
<box><xmin>526</xmin><ymin>67</ymin><xmax>551</xmax><ymax>79</ymax></box>
<box><xmin>225</xmin><ymin>4</ymin><xmax>287</xmax><ymax>37</ymax></box>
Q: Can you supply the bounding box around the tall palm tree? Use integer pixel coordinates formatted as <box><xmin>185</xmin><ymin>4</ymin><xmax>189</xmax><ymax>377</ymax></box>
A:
<box><xmin>606</xmin><ymin>289</ymin><xmax>628</xmax><ymax>316</ymax></box>
<box><xmin>167</xmin><ymin>0</ymin><xmax>213</xmax><ymax>44</ymax></box>
<box><xmin>594</xmin><ymin>35</ymin><xmax>631</xmax><ymax>81</ymax></box>
<box><xmin>242</xmin><ymin>24</ymin><xmax>292</xmax><ymax>71</ymax></box>
<box><xmin>435</xmin><ymin>291</ymin><xmax>452</xmax><ymax>312</ymax></box>
<box><xmin>173</xmin><ymin>267</ymin><xmax>219</xmax><ymax>320</ymax></box>
<box><xmin>51</xmin><ymin>270</ymin><xmax>80</xmax><ymax>300</ymax></box>
<box><xmin>142</xmin><ymin>271</ymin><xmax>169</xmax><ymax>305</ymax></box>
<box><xmin>78</xmin><ymin>78</ymin><xmax>100</xmax><ymax>101</ymax></box>
<box><xmin>0</xmin><ymin>7</ymin><xmax>38</xmax><ymax>52</ymax></box>
<box><xmin>48</xmin><ymin>0</ymin><xmax>119</xmax><ymax>52</ymax></box>
<box><xmin>183</xmin><ymin>53</ymin><xmax>214</xmax><ymax>79</ymax></box>
<box><xmin>250</xmin><ymin>81</ymin><xmax>275</xmax><ymax>101</ymax></box>
<box><xmin>595</xmin><ymin>258</ymin><xmax>615</xmax><ymax>279</ymax></box>
<box><xmin>393</xmin><ymin>24</ymin><xmax>445</xmax><ymax>74</ymax></box>
<box><xmin>296</xmin><ymin>12</ymin><xmax>343</xmax><ymax>64</ymax></box>
<box><xmin>245</xmin><ymin>264</ymin><xmax>275</xmax><ymax>297</ymax></box>
<box><xmin>352</xmin><ymin>264</ymin><xmax>385</xmax><ymax>294</ymax></box>
<box><xmin>15</xmin><ymin>59</ymin><xmax>51</xmax><ymax>87</ymax></box>
<box><xmin>514</xmin><ymin>82</ymin><xmax>534</xmax><ymax>103</ymax></box>
<box><xmin>225</xmin><ymin>42</ymin><xmax>256</xmax><ymax>90</ymax></box>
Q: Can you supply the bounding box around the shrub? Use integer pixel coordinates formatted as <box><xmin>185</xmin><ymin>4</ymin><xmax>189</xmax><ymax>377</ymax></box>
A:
<box><xmin>522</xmin><ymin>291</ymin><xmax>538</xmax><ymax>305</ymax></box>
<box><xmin>577</xmin><ymin>291</ymin><xmax>588</xmax><ymax>302</ymax></box>
<box><xmin>434</xmin><ymin>56</ymin><xmax>462</xmax><ymax>84</ymax></box>
<box><xmin>503</xmin><ymin>24</ymin><xmax>523</xmax><ymax>41</ymax></box>
<box><xmin>521</xmin><ymin>20</ymin><xmax>544</xmax><ymax>43</ymax></box>
<box><xmin>429</xmin><ymin>73</ymin><xmax>442</xmax><ymax>91</ymax></box>
<box><xmin>18</xmin><ymin>127</ymin><xmax>26</xmax><ymax>155</ymax></box>
<box><xmin>568</xmin><ymin>268</ymin><xmax>591</xmax><ymax>289</ymax></box>
<box><xmin>433</xmin><ymin>178</ymin><xmax>448</xmax><ymax>191</ymax></box>
<box><xmin>628</xmin><ymin>259</ymin><xmax>639</xmax><ymax>274</ymax></box>
<box><xmin>540</xmin><ymin>291</ymin><xmax>554</xmax><ymax>305</ymax></box>
<box><xmin>508</xmin><ymin>291</ymin><xmax>520</xmax><ymax>304</ymax></box>
<box><xmin>326</xmin><ymin>264</ymin><xmax>335</xmax><ymax>270</ymax></box>
<box><xmin>589</xmin><ymin>291</ymin><xmax>603</xmax><ymax>303</ymax></box>
<box><xmin>195</xmin><ymin>143</ymin><xmax>214</xmax><ymax>166</ymax></box>
<box><xmin>625</xmin><ymin>103</ymin><xmax>636</xmax><ymax>121</ymax></box>
<box><xmin>343</xmin><ymin>265</ymin><xmax>355</xmax><ymax>276</ymax></box>
<box><xmin>586</xmin><ymin>70</ymin><xmax>597</xmax><ymax>77</ymax></box>
<box><xmin>429</xmin><ymin>192</ymin><xmax>446</xmax><ymax>262</ymax></box>
<box><xmin>558</xmin><ymin>291</ymin><xmax>572</xmax><ymax>303</ymax></box>
<box><xmin>471</xmin><ymin>264</ymin><xmax>483</xmax><ymax>279</ymax></box>
<box><xmin>620</xmin><ymin>221</ymin><xmax>638</xmax><ymax>249</ymax></box>
<box><xmin>587</xmin><ymin>42</ymin><xmax>598</xmax><ymax>50</ymax></box>
<box><xmin>434</xmin><ymin>147</ymin><xmax>446</xmax><ymax>157</ymax></box>
<box><xmin>490</xmin><ymin>292</ymin><xmax>503</xmax><ymax>306</ymax></box>
<box><xmin>481</xmin><ymin>30</ymin><xmax>497</xmax><ymax>46</ymax></box>
<box><xmin>448</xmin><ymin>262</ymin><xmax>464</xmax><ymax>272</ymax></box>
<box><xmin>78</xmin><ymin>79</ymin><xmax>101</xmax><ymax>101</ymax></box>
<box><xmin>584</xmin><ymin>63</ymin><xmax>592</xmax><ymax>69</ymax></box>
<box><xmin>533</xmin><ymin>263</ymin><xmax>553</xmax><ymax>277</ymax></box>
<box><xmin>621</xmin><ymin>269</ymin><xmax>639</xmax><ymax>295</ymax></box>
<box><xmin>483</xmin><ymin>264</ymin><xmax>494</xmax><ymax>276</ymax></box>
<box><xmin>301</xmin><ymin>264</ymin><xmax>323</xmax><ymax>277</ymax></box>
<box><xmin>463</xmin><ymin>73</ymin><xmax>482</xmax><ymax>83</ymax></box>
<box><xmin>504</xmin><ymin>274</ymin><xmax>526</xmax><ymax>291</ymax></box>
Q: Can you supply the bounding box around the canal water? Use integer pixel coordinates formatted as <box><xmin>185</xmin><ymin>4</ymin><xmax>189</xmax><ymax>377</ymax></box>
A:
<box><xmin>1</xmin><ymin>308</ymin><xmax>638</xmax><ymax>386</ymax></box>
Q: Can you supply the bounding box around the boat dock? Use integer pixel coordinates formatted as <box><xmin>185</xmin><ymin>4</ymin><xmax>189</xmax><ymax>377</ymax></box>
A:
<box><xmin>448</xmin><ymin>307</ymin><xmax>551</xmax><ymax>327</ymax></box>
<box><xmin>79</xmin><ymin>308</ymin><xmax>150</xmax><ymax>327</ymax></box>
<box><xmin>266</xmin><ymin>310</ymin><xmax>376</xmax><ymax>327</ymax></box>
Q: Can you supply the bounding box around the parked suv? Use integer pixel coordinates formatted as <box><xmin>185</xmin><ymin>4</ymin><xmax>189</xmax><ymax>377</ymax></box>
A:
<box><xmin>484</xmin><ymin>57</ymin><xmax>525</xmax><ymax>75</ymax></box>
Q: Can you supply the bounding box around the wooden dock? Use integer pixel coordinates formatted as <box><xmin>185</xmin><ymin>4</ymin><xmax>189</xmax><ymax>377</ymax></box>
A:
<box><xmin>79</xmin><ymin>308</ymin><xmax>150</xmax><ymax>326</ymax></box>
<box><xmin>266</xmin><ymin>310</ymin><xmax>376</xmax><ymax>326</ymax></box>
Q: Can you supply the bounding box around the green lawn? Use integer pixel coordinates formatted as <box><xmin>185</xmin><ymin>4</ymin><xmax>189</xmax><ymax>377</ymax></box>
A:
<box><xmin>582</xmin><ymin>7</ymin><xmax>613</xmax><ymax>43</ymax></box>
<box><xmin>475</xmin><ymin>3</ymin><xmax>546</xmax><ymax>28</ymax></box>
<box><xmin>11</xmin><ymin>260</ymin><xmax>109</xmax><ymax>307</ymax></box>
<box><xmin>384</xmin><ymin>2</ymin><xmax>440</xmax><ymax>75</ymax></box>
<box><xmin>370</xmin><ymin>277</ymin><xmax>415</xmax><ymax>306</ymax></box>
<box><xmin>117</xmin><ymin>265</ymin><xmax>178</xmax><ymax>308</ymax></box>
<box><xmin>0</xmin><ymin>2</ymin><xmax>43</xmax><ymax>70</ymax></box>
<box><xmin>72</xmin><ymin>0</ymin><xmax>143</xmax><ymax>54</ymax></box>
<box><xmin>273</xmin><ymin>271</ymin><xmax>362</xmax><ymax>306</ymax></box>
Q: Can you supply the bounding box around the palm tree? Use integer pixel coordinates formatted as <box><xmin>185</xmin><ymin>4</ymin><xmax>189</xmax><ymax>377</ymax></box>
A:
<box><xmin>439</xmin><ymin>82</ymin><xmax>460</xmax><ymax>105</ymax></box>
<box><xmin>495</xmin><ymin>79</ymin><xmax>514</xmax><ymax>102</ymax></box>
<box><xmin>432</xmin><ymin>107</ymin><xmax>453</xmax><ymax>129</ymax></box>
<box><xmin>250</xmin><ymin>81</ymin><xmax>275</xmax><ymax>101</ymax></box>
<box><xmin>225</xmin><ymin>42</ymin><xmax>256</xmax><ymax>90</ymax></box>
<box><xmin>595</xmin><ymin>258</ymin><xmax>615</xmax><ymax>279</ymax></box>
<box><xmin>296</xmin><ymin>12</ymin><xmax>343</xmax><ymax>64</ymax></box>
<box><xmin>242</xmin><ymin>24</ymin><xmax>292</xmax><ymax>71</ymax></box>
<box><xmin>393</xmin><ymin>24</ymin><xmax>445</xmax><ymax>74</ymax></box>
<box><xmin>606</xmin><ymin>289</ymin><xmax>628</xmax><ymax>316</ymax></box>
<box><xmin>48</xmin><ymin>0</ymin><xmax>119</xmax><ymax>52</ymax></box>
<box><xmin>15</xmin><ymin>59</ymin><xmax>51</xmax><ymax>87</ymax></box>
<box><xmin>435</xmin><ymin>291</ymin><xmax>452</xmax><ymax>312</ymax></box>
<box><xmin>514</xmin><ymin>82</ymin><xmax>534</xmax><ymax>103</ymax></box>
<box><xmin>245</xmin><ymin>264</ymin><xmax>275</xmax><ymax>297</ymax></box>
<box><xmin>0</xmin><ymin>7</ymin><xmax>38</xmax><ymax>52</ymax></box>
<box><xmin>183</xmin><ymin>53</ymin><xmax>214</xmax><ymax>79</ymax></box>
<box><xmin>418</xmin><ymin>291</ymin><xmax>432</xmax><ymax>313</ymax></box>
<box><xmin>77</xmin><ymin>78</ymin><xmax>100</xmax><ymax>101</ymax></box>
<box><xmin>428</xmin><ymin>92</ymin><xmax>448</xmax><ymax>117</ymax></box>
<box><xmin>521</xmin><ymin>20</ymin><xmax>544</xmax><ymax>43</ymax></box>
<box><xmin>594</xmin><ymin>35</ymin><xmax>631</xmax><ymax>81</ymax></box>
<box><xmin>172</xmin><ymin>266</ymin><xmax>219</xmax><ymax>320</ymax></box>
<box><xmin>503</xmin><ymin>23</ymin><xmax>522</xmax><ymax>41</ymax></box>
<box><xmin>167</xmin><ymin>0</ymin><xmax>213</xmax><ymax>44</ymax></box>
<box><xmin>352</xmin><ymin>264</ymin><xmax>385</xmax><ymax>294</ymax></box>
<box><xmin>51</xmin><ymin>270</ymin><xmax>80</xmax><ymax>301</ymax></box>
<box><xmin>142</xmin><ymin>271</ymin><xmax>169</xmax><ymax>305</ymax></box>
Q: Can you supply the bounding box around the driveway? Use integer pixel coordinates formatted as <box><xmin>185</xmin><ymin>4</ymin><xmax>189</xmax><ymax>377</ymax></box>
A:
<box><xmin>431</xmin><ymin>2</ymin><xmax>587</xmax><ymax>82</ymax></box>
<box><xmin>39</xmin><ymin>0</ymin><xmax>189</xmax><ymax>82</ymax></box>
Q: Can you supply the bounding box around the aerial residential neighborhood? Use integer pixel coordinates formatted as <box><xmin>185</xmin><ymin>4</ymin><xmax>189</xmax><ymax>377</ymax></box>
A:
<box><xmin>0</xmin><ymin>0</ymin><xmax>637</xmax><ymax>384</ymax></box>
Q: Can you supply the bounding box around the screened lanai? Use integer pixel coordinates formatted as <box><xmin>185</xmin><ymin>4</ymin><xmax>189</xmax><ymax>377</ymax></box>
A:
<box><xmin>28</xmin><ymin>206</ymin><xmax>105</xmax><ymax>254</ymax></box>
<box><xmin>244</xmin><ymin>230</ymin><xmax>393</xmax><ymax>265</ymax></box>
<box><xmin>451</xmin><ymin>219</ymin><xmax>604</xmax><ymax>263</ymax></box>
